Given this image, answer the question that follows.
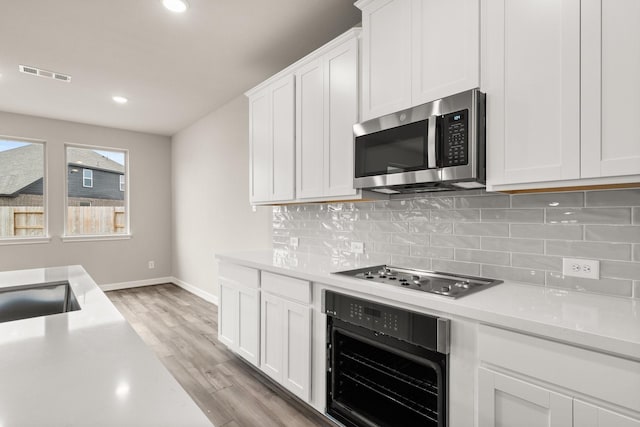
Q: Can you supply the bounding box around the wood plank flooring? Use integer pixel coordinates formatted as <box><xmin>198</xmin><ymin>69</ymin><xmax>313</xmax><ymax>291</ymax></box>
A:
<box><xmin>106</xmin><ymin>284</ymin><xmax>333</xmax><ymax>427</ymax></box>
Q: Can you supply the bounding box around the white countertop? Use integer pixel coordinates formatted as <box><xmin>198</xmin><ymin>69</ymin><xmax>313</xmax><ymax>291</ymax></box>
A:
<box><xmin>217</xmin><ymin>250</ymin><xmax>640</xmax><ymax>362</ymax></box>
<box><xmin>0</xmin><ymin>265</ymin><xmax>213</xmax><ymax>427</ymax></box>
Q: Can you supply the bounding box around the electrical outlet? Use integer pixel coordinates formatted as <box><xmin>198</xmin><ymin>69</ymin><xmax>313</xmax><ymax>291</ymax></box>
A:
<box><xmin>562</xmin><ymin>258</ymin><xmax>599</xmax><ymax>279</ymax></box>
<box><xmin>148</xmin><ymin>261</ymin><xmax>155</xmax><ymax>269</ymax></box>
<box><xmin>290</xmin><ymin>237</ymin><xmax>299</xmax><ymax>248</ymax></box>
<box><xmin>351</xmin><ymin>241</ymin><xmax>364</xmax><ymax>254</ymax></box>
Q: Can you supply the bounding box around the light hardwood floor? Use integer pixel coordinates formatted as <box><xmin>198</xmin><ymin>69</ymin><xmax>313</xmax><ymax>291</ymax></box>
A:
<box><xmin>107</xmin><ymin>284</ymin><xmax>333</xmax><ymax>427</ymax></box>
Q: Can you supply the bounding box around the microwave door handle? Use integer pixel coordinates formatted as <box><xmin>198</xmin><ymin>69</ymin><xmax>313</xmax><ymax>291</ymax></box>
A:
<box><xmin>427</xmin><ymin>115</ymin><xmax>437</xmax><ymax>169</ymax></box>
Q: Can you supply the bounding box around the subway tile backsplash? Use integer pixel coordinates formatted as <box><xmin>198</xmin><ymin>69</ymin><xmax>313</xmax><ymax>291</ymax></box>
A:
<box><xmin>272</xmin><ymin>189</ymin><xmax>640</xmax><ymax>299</ymax></box>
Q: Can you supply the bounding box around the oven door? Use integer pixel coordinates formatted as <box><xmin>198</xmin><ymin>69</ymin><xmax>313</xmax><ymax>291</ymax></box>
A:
<box><xmin>353</xmin><ymin>113</ymin><xmax>440</xmax><ymax>190</ymax></box>
<box><xmin>326</xmin><ymin>318</ymin><xmax>447</xmax><ymax>427</ymax></box>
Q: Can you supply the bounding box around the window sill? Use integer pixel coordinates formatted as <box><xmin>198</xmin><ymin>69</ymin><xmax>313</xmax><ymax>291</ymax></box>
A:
<box><xmin>61</xmin><ymin>234</ymin><xmax>132</xmax><ymax>243</ymax></box>
<box><xmin>0</xmin><ymin>236</ymin><xmax>52</xmax><ymax>246</ymax></box>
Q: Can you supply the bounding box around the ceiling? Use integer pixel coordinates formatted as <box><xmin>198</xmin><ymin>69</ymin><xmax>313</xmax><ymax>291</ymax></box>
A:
<box><xmin>0</xmin><ymin>1</ymin><xmax>361</xmax><ymax>136</ymax></box>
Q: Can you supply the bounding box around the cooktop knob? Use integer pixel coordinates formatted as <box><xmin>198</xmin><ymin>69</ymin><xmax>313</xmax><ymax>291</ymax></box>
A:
<box><xmin>441</xmin><ymin>285</ymin><xmax>450</xmax><ymax>292</ymax></box>
<box><xmin>411</xmin><ymin>275</ymin><xmax>420</xmax><ymax>281</ymax></box>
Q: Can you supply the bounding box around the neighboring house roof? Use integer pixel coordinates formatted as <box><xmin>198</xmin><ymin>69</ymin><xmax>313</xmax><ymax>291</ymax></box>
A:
<box><xmin>0</xmin><ymin>145</ymin><xmax>124</xmax><ymax>196</ymax></box>
<box><xmin>67</xmin><ymin>147</ymin><xmax>125</xmax><ymax>173</ymax></box>
<box><xmin>0</xmin><ymin>144</ymin><xmax>44</xmax><ymax>196</ymax></box>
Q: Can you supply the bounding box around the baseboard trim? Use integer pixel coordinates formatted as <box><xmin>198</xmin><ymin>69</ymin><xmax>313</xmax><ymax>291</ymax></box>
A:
<box><xmin>100</xmin><ymin>277</ymin><xmax>174</xmax><ymax>292</ymax></box>
<box><xmin>171</xmin><ymin>277</ymin><xmax>219</xmax><ymax>305</ymax></box>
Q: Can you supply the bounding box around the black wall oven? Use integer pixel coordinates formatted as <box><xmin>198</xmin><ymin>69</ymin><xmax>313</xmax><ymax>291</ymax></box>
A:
<box><xmin>324</xmin><ymin>291</ymin><xmax>449</xmax><ymax>427</ymax></box>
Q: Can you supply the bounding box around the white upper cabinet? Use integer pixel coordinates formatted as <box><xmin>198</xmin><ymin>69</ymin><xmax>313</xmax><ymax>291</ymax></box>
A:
<box><xmin>296</xmin><ymin>32</ymin><xmax>359</xmax><ymax>200</ymax></box>
<box><xmin>483</xmin><ymin>0</ymin><xmax>581</xmax><ymax>187</ymax></box>
<box><xmin>248</xmin><ymin>89</ymin><xmax>271</xmax><ymax>203</ymax></box>
<box><xmin>296</xmin><ymin>59</ymin><xmax>325</xmax><ymax>199</ymax></box>
<box><xmin>359</xmin><ymin>0</ymin><xmax>412</xmax><ymax>120</ymax></box>
<box><xmin>247</xmin><ymin>29</ymin><xmax>360</xmax><ymax>205</ymax></box>
<box><xmin>581</xmin><ymin>0</ymin><xmax>640</xmax><ymax>179</ymax></box>
<box><xmin>324</xmin><ymin>37</ymin><xmax>359</xmax><ymax>198</ymax></box>
<box><xmin>357</xmin><ymin>0</ymin><xmax>480</xmax><ymax>121</ymax></box>
<box><xmin>247</xmin><ymin>74</ymin><xmax>295</xmax><ymax>204</ymax></box>
<box><xmin>485</xmin><ymin>0</ymin><xmax>640</xmax><ymax>191</ymax></box>
<box><xmin>411</xmin><ymin>0</ymin><xmax>480</xmax><ymax>106</ymax></box>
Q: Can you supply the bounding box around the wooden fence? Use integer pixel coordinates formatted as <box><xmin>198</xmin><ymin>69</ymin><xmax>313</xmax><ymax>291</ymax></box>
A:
<box><xmin>0</xmin><ymin>207</ymin><xmax>45</xmax><ymax>237</ymax></box>
<box><xmin>0</xmin><ymin>206</ymin><xmax>126</xmax><ymax>237</ymax></box>
<box><xmin>67</xmin><ymin>206</ymin><xmax>126</xmax><ymax>235</ymax></box>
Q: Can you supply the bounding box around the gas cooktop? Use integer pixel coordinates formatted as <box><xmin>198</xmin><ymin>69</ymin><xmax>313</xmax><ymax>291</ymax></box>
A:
<box><xmin>333</xmin><ymin>265</ymin><xmax>502</xmax><ymax>298</ymax></box>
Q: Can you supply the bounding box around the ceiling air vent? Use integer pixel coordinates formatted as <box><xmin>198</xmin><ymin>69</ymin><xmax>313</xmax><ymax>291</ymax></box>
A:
<box><xmin>19</xmin><ymin>64</ymin><xmax>71</xmax><ymax>83</ymax></box>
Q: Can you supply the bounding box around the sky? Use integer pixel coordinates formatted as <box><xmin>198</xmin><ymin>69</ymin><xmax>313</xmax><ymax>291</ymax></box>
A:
<box><xmin>0</xmin><ymin>139</ymin><xmax>125</xmax><ymax>165</ymax></box>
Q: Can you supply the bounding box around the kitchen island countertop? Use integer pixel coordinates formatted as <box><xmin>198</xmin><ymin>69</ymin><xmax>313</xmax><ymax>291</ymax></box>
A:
<box><xmin>0</xmin><ymin>265</ymin><xmax>213</xmax><ymax>427</ymax></box>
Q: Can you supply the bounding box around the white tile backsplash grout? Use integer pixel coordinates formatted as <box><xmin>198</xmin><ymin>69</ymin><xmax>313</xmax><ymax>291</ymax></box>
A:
<box><xmin>273</xmin><ymin>189</ymin><xmax>640</xmax><ymax>299</ymax></box>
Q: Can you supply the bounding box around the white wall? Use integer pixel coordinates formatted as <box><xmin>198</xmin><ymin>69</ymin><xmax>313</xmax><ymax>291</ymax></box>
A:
<box><xmin>171</xmin><ymin>95</ymin><xmax>271</xmax><ymax>298</ymax></box>
<box><xmin>0</xmin><ymin>111</ymin><xmax>172</xmax><ymax>286</ymax></box>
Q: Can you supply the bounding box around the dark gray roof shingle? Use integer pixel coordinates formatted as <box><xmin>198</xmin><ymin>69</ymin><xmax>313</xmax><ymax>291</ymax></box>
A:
<box><xmin>0</xmin><ymin>145</ymin><xmax>124</xmax><ymax>196</ymax></box>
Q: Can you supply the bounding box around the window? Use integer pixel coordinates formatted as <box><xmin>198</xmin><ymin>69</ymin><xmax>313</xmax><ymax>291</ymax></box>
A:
<box><xmin>66</xmin><ymin>145</ymin><xmax>128</xmax><ymax>236</ymax></box>
<box><xmin>0</xmin><ymin>138</ymin><xmax>46</xmax><ymax>239</ymax></box>
<box><xmin>82</xmin><ymin>169</ymin><xmax>93</xmax><ymax>188</ymax></box>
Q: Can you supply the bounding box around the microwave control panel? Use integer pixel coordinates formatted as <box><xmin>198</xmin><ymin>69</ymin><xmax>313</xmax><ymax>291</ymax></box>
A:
<box><xmin>441</xmin><ymin>109</ymin><xmax>468</xmax><ymax>167</ymax></box>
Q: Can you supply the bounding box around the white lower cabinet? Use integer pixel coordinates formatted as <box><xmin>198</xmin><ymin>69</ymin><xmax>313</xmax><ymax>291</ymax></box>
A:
<box><xmin>479</xmin><ymin>369</ymin><xmax>640</xmax><ymax>427</ymax></box>
<box><xmin>217</xmin><ymin>264</ymin><xmax>260</xmax><ymax>367</ymax></box>
<box><xmin>260</xmin><ymin>273</ymin><xmax>312</xmax><ymax>402</ymax></box>
<box><xmin>477</xmin><ymin>325</ymin><xmax>640</xmax><ymax>427</ymax></box>
<box><xmin>574</xmin><ymin>400</ymin><xmax>640</xmax><ymax>427</ymax></box>
<box><xmin>478</xmin><ymin>368</ymin><xmax>572</xmax><ymax>427</ymax></box>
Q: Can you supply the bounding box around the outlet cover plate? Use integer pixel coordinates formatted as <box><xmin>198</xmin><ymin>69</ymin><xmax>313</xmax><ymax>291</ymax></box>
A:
<box><xmin>351</xmin><ymin>241</ymin><xmax>364</xmax><ymax>254</ymax></box>
<box><xmin>562</xmin><ymin>258</ymin><xmax>599</xmax><ymax>280</ymax></box>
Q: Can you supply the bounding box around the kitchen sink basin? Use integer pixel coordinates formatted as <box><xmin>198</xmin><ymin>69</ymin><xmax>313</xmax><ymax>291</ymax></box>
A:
<box><xmin>0</xmin><ymin>281</ymin><xmax>81</xmax><ymax>323</ymax></box>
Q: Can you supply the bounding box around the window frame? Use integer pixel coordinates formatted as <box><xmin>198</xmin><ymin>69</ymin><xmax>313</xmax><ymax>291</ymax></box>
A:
<box><xmin>63</xmin><ymin>143</ymin><xmax>130</xmax><ymax>241</ymax></box>
<box><xmin>82</xmin><ymin>168</ymin><xmax>93</xmax><ymax>188</ymax></box>
<box><xmin>0</xmin><ymin>135</ymin><xmax>50</xmax><ymax>245</ymax></box>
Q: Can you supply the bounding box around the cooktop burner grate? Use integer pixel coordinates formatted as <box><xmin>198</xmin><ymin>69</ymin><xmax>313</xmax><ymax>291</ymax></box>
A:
<box><xmin>333</xmin><ymin>265</ymin><xmax>502</xmax><ymax>298</ymax></box>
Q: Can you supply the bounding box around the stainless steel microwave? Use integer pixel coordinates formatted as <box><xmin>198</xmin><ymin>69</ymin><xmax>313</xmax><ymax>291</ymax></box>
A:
<box><xmin>353</xmin><ymin>89</ymin><xmax>486</xmax><ymax>194</ymax></box>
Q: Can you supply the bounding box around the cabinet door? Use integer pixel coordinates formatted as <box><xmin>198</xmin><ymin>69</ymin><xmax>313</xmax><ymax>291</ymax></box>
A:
<box><xmin>483</xmin><ymin>0</ymin><xmax>580</xmax><ymax>186</ymax></box>
<box><xmin>575</xmin><ymin>400</ymin><xmax>640</xmax><ymax>427</ymax></box>
<box><xmin>581</xmin><ymin>0</ymin><xmax>640</xmax><ymax>178</ymax></box>
<box><xmin>271</xmin><ymin>75</ymin><xmax>296</xmax><ymax>201</ymax></box>
<box><xmin>236</xmin><ymin>287</ymin><xmax>260</xmax><ymax>367</ymax></box>
<box><xmin>217</xmin><ymin>280</ymin><xmax>238</xmax><ymax>349</ymax></box>
<box><xmin>248</xmin><ymin>89</ymin><xmax>271</xmax><ymax>203</ymax></box>
<box><xmin>478</xmin><ymin>368</ymin><xmax>572</xmax><ymax>427</ymax></box>
<box><xmin>260</xmin><ymin>292</ymin><xmax>283</xmax><ymax>382</ymax></box>
<box><xmin>411</xmin><ymin>0</ymin><xmax>479</xmax><ymax>105</ymax></box>
<box><xmin>359</xmin><ymin>0</ymin><xmax>412</xmax><ymax>120</ymax></box>
<box><xmin>282</xmin><ymin>299</ymin><xmax>311</xmax><ymax>402</ymax></box>
<box><xmin>296</xmin><ymin>59</ymin><xmax>325</xmax><ymax>199</ymax></box>
<box><xmin>324</xmin><ymin>36</ymin><xmax>359</xmax><ymax>198</ymax></box>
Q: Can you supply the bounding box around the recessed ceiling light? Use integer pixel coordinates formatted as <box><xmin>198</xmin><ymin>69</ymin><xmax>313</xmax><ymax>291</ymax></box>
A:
<box><xmin>162</xmin><ymin>0</ymin><xmax>188</xmax><ymax>13</ymax></box>
<box><xmin>112</xmin><ymin>96</ymin><xmax>128</xmax><ymax>104</ymax></box>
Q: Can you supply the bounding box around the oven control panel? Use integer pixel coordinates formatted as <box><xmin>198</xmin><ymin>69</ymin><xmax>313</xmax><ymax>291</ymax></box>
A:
<box><xmin>325</xmin><ymin>291</ymin><xmax>442</xmax><ymax>351</ymax></box>
<box><xmin>347</xmin><ymin>302</ymin><xmax>405</xmax><ymax>335</ymax></box>
<box><xmin>440</xmin><ymin>109</ymin><xmax>468</xmax><ymax>167</ymax></box>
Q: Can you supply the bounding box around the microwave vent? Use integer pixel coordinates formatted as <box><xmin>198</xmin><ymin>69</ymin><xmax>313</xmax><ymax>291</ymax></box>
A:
<box><xmin>19</xmin><ymin>65</ymin><xmax>71</xmax><ymax>83</ymax></box>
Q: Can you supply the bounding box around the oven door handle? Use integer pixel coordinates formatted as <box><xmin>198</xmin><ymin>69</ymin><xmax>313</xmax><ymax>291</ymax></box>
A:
<box><xmin>427</xmin><ymin>114</ymin><xmax>438</xmax><ymax>169</ymax></box>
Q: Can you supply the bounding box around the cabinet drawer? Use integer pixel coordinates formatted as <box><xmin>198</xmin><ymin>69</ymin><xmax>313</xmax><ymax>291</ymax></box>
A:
<box><xmin>218</xmin><ymin>262</ymin><xmax>259</xmax><ymax>289</ymax></box>
<box><xmin>261</xmin><ymin>271</ymin><xmax>311</xmax><ymax>304</ymax></box>
<box><xmin>478</xmin><ymin>324</ymin><xmax>640</xmax><ymax>413</ymax></box>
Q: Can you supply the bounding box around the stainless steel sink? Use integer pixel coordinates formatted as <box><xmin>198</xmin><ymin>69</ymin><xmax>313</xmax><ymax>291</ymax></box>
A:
<box><xmin>0</xmin><ymin>281</ymin><xmax>81</xmax><ymax>323</ymax></box>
